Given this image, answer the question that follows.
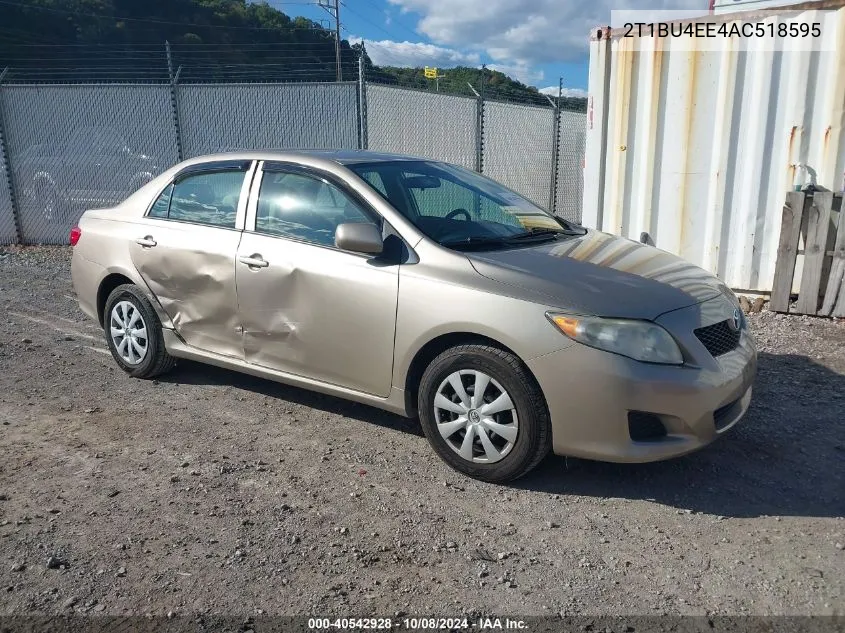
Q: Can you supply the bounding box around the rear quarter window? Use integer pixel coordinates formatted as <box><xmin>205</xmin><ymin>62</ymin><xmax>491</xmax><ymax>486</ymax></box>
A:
<box><xmin>147</xmin><ymin>184</ymin><xmax>173</xmax><ymax>219</ymax></box>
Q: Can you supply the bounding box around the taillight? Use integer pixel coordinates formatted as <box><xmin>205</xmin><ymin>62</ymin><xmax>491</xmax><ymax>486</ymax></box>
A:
<box><xmin>69</xmin><ymin>226</ymin><xmax>82</xmax><ymax>246</ymax></box>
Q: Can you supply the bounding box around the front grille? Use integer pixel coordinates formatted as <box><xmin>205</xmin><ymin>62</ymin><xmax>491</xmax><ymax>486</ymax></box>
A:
<box><xmin>694</xmin><ymin>319</ymin><xmax>741</xmax><ymax>358</ymax></box>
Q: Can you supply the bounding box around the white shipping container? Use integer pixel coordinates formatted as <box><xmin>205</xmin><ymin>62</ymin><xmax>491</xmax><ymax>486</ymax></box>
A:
<box><xmin>584</xmin><ymin>0</ymin><xmax>845</xmax><ymax>293</ymax></box>
<box><xmin>711</xmin><ymin>0</ymin><xmax>806</xmax><ymax>14</ymax></box>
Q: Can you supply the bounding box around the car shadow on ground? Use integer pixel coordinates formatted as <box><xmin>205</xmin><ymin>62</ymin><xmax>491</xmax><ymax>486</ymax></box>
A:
<box><xmin>162</xmin><ymin>352</ymin><xmax>844</xmax><ymax>518</ymax></box>
<box><xmin>516</xmin><ymin>352</ymin><xmax>845</xmax><ymax>519</ymax></box>
<box><xmin>160</xmin><ymin>360</ymin><xmax>424</xmax><ymax>437</ymax></box>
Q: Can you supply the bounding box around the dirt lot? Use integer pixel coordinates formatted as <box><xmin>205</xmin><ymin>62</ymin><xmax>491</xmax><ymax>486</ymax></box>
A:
<box><xmin>0</xmin><ymin>245</ymin><xmax>843</xmax><ymax>618</ymax></box>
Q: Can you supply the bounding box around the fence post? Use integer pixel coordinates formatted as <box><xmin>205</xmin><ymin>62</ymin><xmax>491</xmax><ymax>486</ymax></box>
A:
<box><xmin>547</xmin><ymin>79</ymin><xmax>563</xmax><ymax>214</ymax></box>
<box><xmin>473</xmin><ymin>65</ymin><xmax>486</xmax><ymax>173</ymax></box>
<box><xmin>0</xmin><ymin>68</ymin><xmax>22</xmax><ymax>244</ymax></box>
<box><xmin>357</xmin><ymin>50</ymin><xmax>368</xmax><ymax>150</ymax></box>
<box><xmin>166</xmin><ymin>42</ymin><xmax>184</xmax><ymax>162</ymax></box>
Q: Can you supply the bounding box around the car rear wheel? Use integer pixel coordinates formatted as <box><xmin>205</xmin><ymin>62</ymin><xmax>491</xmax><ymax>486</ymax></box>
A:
<box><xmin>103</xmin><ymin>284</ymin><xmax>175</xmax><ymax>379</ymax></box>
<box><xmin>30</xmin><ymin>176</ymin><xmax>61</xmax><ymax>224</ymax></box>
<box><xmin>418</xmin><ymin>344</ymin><xmax>551</xmax><ymax>483</ymax></box>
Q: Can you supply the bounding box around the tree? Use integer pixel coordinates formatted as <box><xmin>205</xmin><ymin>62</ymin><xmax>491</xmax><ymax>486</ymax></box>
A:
<box><xmin>0</xmin><ymin>0</ymin><xmax>586</xmax><ymax>111</ymax></box>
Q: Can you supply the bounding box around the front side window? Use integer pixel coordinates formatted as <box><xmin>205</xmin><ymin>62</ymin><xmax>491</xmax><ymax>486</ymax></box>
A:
<box><xmin>349</xmin><ymin>160</ymin><xmax>582</xmax><ymax>250</ymax></box>
<box><xmin>147</xmin><ymin>171</ymin><xmax>244</xmax><ymax>228</ymax></box>
<box><xmin>255</xmin><ymin>170</ymin><xmax>377</xmax><ymax>247</ymax></box>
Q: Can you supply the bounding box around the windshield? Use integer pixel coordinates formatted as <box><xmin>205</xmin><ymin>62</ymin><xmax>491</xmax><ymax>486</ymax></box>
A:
<box><xmin>348</xmin><ymin>160</ymin><xmax>583</xmax><ymax>250</ymax></box>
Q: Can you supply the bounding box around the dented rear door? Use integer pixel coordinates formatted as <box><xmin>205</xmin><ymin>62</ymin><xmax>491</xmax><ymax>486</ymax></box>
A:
<box><xmin>129</xmin><ymin>161</ymin><xmax>254</xmax><ymax>359</ymax></box>
<box><xmin>131</xmin><ymin>221</ymin><xmax>243</xmax><ymax>358</ymax></box>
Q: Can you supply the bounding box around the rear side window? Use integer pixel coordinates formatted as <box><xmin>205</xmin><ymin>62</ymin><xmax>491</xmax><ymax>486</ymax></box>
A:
<box><xmin>148</xmin><ymin>171</ymin><xmax>244</xmax><ymax>229</ymax></box>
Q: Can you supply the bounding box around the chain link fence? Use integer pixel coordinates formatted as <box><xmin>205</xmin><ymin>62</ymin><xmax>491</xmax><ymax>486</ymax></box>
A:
<box><xmin>1</xmin><ymin>84</ymin><xmax>179</xmax><ymax>244</ymax></box>
<box><xmin>0</xmin><ymin>79</ymin><xmax>586</xmax><ymax>244</ymax></box>
<box><xmin>483</xmin><ymin>101</ymin><xmax>556</xmax><ymax>209</ymax></box>
<box><xmin>367</xmin><ymin>85</ymin><xmax>477</xmax><ymax>170</ymax></box>
<box><xmin>0</xmin><ymin>142</ymin><xmax>15</xmax><ymax>244</ymax></box>
<box><xmin>179</xmin><ymin>83</ymin><xmax>360</xmax><ymax>158</ymax></box>
<box><xmin>556</xmin><ymin>110</ymin><xmax>587</xmax><ymax>223</ymax></box>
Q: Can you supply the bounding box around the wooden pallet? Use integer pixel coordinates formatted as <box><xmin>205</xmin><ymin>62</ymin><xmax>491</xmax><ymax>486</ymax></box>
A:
<box><xmin>771</xmin><ymin>191</ymin><xmax>845</xmax><ymax>317</ymax></box>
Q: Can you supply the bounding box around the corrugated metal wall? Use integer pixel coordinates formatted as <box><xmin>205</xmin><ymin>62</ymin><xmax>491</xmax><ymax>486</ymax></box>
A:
<box><xmin>584</xmin><ymin>2</ymin><xmax>845</xmax><ymax>292</ymax></box>
<box><xmin>1</xmin><ymin>84</ymin><xmax>178</xmax><ymax>244</ymax></box>
<box><xmin>482</xmin><ymin>101</ymin><xmax>556</xmax><ymax>208</ymax></box>
<box><xmin>367</xmin><ymin>84</ymin><xmax>478</xmax><ymax>169</ymax></box>
<box><xmin>179</xmin><ymin>83</ymin><xmax>360</xmax><ymax>158</ymax></box>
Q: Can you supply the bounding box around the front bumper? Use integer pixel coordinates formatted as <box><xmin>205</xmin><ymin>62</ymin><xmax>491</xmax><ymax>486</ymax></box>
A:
<box><xmin>526</xmin><ymin>299</ymin><xmax>757</xmax><ymax>463</ymax></box>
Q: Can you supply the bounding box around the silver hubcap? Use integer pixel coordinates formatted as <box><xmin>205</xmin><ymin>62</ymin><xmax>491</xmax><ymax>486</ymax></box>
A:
<box><xmin>109</xmin><ymin>301</ymin><xmax>148</xmax><ymax>365</ymax></box>
<box><xmin>434</xmin><ymin>370</ymin><xmax>518</xmax><ymax>464</ymax></box>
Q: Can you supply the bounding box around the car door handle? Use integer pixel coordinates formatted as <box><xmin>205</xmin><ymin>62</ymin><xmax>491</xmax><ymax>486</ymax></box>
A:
<box><xmin>239</xmin><ymin>254</ymin><xmax>269</xmax><ymax>269</ymax></box>
<box><xmin>135</xmin><ymin>236</ymin><xmax>157</xmax><ymax>248</ymax></box>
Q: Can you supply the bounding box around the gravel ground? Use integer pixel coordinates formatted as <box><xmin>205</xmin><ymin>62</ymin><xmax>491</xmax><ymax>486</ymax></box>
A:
<box><xmin>0</xmin><ymin>245</ymin><xmax>843</xmax><ymax>618</ymax></box>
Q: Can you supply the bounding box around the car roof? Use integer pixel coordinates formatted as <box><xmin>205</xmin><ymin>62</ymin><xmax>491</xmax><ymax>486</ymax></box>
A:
<box><xmin>184</xmin><ymin>149</ymin><xmax>430</xmax><ymax>168</ymax></box>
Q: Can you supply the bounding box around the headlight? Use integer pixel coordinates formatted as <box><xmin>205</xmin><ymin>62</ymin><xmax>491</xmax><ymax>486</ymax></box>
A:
<box><xmin>546</xmin><ymin>312</ymin><xmax>684</xmax><ymax>365</ymax></box>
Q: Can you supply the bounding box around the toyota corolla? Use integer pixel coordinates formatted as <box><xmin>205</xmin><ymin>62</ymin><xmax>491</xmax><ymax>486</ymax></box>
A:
<box><xmin>70</xmin><ymin>151</ymin><xmax>757</xmax><ymax>482</ymax></box>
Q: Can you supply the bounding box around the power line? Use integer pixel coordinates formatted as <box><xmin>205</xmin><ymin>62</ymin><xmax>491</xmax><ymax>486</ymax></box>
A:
<box><xmin>339</xmin><ymin>1</ymin><xmax>395</xmax><ymax>41</ymax></box>
<box><xmin>359</xmin><ymin>0</ymin><xmax>420</xmax><ymax>40</ymax></box>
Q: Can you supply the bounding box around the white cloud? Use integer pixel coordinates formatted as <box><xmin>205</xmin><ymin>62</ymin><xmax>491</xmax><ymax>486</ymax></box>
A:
<box><xmin>353</xmin><ymin>38</ymin><xmax>480</xmax><ymax>69</ymax></box>
<box><xmin>387</xmin><ymin>0</ymin><xmax>704</xmax><ymax>66</ymax></box>
<box><xmin>540</xmin><ymin>86</ymin><xmax>588</xmax><ymax>99</ymax></box>
<box><xmin>486</xmin><ymin>62</ymin><xmax>543</xmax><ymax>86</ymax></box>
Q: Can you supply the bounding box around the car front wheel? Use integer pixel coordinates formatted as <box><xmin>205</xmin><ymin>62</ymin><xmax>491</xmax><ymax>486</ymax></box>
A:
<box><xmin>418</xmin><ymin>344</ymin><xmax>551</xmax><ymax>483</ymax></box>
<box><xmin>103</xmin><ymin>284</ymin><xmax>175</xmax><ymax>379</ymax></box>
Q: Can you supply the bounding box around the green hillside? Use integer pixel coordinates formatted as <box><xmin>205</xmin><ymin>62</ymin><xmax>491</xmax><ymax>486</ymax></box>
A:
<box><xmin>0</xmin><ymin>0</ymin><xmax>586</xmax><ymax>111</ymax></box>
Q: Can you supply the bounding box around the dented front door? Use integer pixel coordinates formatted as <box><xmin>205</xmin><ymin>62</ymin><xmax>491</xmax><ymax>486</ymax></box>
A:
<box><xmin>234</xmin><ymin>231</ymin><xmax>399</xmax><ymax>397</ymax></box>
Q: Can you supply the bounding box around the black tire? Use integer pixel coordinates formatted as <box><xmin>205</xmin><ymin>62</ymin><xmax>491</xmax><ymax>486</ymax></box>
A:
<box><xmin>30</xmin><ymin>176</ymin><xmax>62</xmax><ymax>224</ymax></box>
<box><xmin>103</xmin><ymin>284</ymin><xmax>176</xmax><ymax>379</ymax></box>
<box><xmin>418</xmin><ymin>344</ymin><xmax>551</xmax><ymax>483</ymax></box>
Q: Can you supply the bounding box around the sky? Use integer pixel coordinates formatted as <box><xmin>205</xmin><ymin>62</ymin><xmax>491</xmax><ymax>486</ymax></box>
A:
<box><xmin>269</xmin><ymin>0</ymin><xmax>708</xmax><ymax>96</ymax></box>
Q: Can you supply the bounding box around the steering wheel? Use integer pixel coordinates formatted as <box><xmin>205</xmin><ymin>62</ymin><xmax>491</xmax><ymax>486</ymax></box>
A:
<box><xmin>445</xmin><ymin>208</ymin><xmax>471</xmax><ymax>221</ymax></box>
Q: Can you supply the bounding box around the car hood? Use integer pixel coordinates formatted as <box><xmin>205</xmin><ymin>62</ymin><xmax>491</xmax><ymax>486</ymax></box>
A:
<box><xmin>466</xmin><ymin>229</ymin><xmax>729</xmax><ymax>320</ymax></box>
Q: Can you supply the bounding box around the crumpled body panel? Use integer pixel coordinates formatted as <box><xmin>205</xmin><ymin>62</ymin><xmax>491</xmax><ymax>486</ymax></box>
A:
<box><xmin>130</xmin><ymin>220</ymin><xmax>243</xmax><ymax>359</ymax></box>
<box><xmin>236</xmin><ymin>231</ymin><xmax>399</xmax><ymax>397</ymax></box>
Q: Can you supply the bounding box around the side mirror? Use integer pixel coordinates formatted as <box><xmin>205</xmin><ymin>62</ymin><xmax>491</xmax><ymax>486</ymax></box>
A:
<box><xmin>335</xmin><ymin>222</ymin><xmax>383</xmax><ymax>255</ymax></box>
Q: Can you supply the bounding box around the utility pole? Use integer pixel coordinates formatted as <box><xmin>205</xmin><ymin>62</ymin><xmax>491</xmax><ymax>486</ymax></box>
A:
<box><xmin>320</xmin><ymin>0</ymin><xmax>342</xmax><ymax>82</ymax></box>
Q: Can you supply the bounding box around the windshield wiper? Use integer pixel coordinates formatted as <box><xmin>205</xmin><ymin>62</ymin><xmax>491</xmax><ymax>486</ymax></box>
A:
<box><xmin>509</xmin><ymin>226</ymin><xmax>586</xmax><ymax>240</ymax></box>
<box><xmin>507</xmin><ymin>228</ymin><xmax>566</xmax><ymax>241</ymax></box>
<box><xmin>440</xmin><ymin>235</ymin><xmax>512</xmax><ymax>250</ymax></box>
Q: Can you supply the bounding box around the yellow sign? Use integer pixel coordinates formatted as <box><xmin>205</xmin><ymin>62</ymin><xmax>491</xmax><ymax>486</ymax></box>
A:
<box><xmin>424</xmin><ymin>66</ymin><xmax>438</xmax><ymax>79</ymax></box>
